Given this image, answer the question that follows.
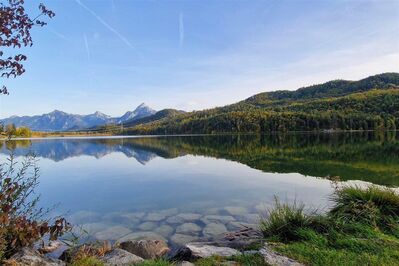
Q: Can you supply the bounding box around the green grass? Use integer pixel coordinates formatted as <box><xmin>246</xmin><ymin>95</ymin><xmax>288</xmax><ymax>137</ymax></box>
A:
<box><xmin>69</xmin><ymin>256</ymin><xmax>105</xmax><ymax>266</ymax></box>
<box><xmin>329</xmin><ymin>185</ymin><xmax>399</xmax><ymax>233</ymax></box>
<box><xmin>195</xmin><ymin>254</ymin><xmax>269</xmax><ymax>266</ymax></box>
<box><xmin>259</xmin><ymin>185</ymin><xmax>399</xmax><ymax>266</ymax></box>
<box><xmin>136</xmin><ymin>259</ymin><xmax>175</xmax><ymax>266</ymax></box>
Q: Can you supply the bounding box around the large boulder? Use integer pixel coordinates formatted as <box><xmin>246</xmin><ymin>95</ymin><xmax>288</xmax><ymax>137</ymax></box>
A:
<box><xmin>4</xmin><ymin>247</ymin><xmax>65</xmax><ymax>266</ymax></box>
<box><xmin>118</xmin><ymin>239</ymin><xmax>170</xmax><ymax>259</ymax></box>
<box><xmin>100</xmin><ymin>248</ymin><xmax>144</xmax><ymax>266</ymax></box>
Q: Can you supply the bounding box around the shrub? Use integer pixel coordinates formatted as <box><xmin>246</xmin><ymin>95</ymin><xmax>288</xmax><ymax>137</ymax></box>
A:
<box><xmin>0</xmin><ymin>155</ymin><xmax>70</xmax><ymax>260</ymax></box>
<box><xmin>259</xmin><ymin>197</ymin><xmax>316</xmax><ymax>241</ymax></box>
<box><xmin>329</xmin><ymin>185</ymin><xmax>399</xmax><ymax>232</ymax></box>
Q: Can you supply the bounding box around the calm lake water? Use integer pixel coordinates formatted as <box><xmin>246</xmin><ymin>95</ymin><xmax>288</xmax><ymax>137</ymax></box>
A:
<box><xmin>0</xmin><ymin>132</ymin><xmax>398</xmax><ymax>245</ymax></box>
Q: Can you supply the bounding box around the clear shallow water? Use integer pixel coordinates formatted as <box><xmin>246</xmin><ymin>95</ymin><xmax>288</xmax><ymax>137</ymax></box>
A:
<box><xmin>0</xmin><ymin>133</ymin><xmax>398</xmax><ymax>245</ymax></box>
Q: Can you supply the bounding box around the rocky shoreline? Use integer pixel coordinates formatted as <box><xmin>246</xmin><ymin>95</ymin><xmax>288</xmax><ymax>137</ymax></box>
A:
<box><xmin>4</xmin><ymin>227</ymin><xmax>303</xmax><ymax>266</ymax></box>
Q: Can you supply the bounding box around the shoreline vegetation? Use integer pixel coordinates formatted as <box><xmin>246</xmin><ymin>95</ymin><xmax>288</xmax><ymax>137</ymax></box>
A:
<box><xmin>0</xmin><ymin>129</ymin><xmax>397</xmax><ymax>141</ymax></box>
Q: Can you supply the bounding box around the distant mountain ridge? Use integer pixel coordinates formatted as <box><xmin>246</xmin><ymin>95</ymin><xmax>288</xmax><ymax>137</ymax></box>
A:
<box><xmin>123</xmin><ymin>72</ymin><xmax>399</xmax><ymax>134</ymax></box>
<box><xmin>0</xmin><ymin>103</ymin><xmax>156</xmax><ymax>132</ymax></box>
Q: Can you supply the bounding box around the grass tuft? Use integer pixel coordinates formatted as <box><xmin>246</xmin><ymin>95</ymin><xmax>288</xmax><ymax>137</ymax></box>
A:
<box><xmin>259</xmin><ymin>185</ymin><xmax>399</xmax><ymax>266</ymax></box>
<box><xmin>259</xmin><ymin>197</ymin><xmax>316</xmax><ymax>242</ymax></box>
<box><xmin>329</xmin><ymin>185</ymin><xmax>399</xmax><ymax>232</ymax></box>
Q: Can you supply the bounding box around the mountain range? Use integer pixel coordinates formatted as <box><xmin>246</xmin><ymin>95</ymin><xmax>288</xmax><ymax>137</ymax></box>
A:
<box><xmin>2</xmin><ymin>73</ymin><xmax>399</xmax><ymax>134</ymax></box>
<box><xmin>0</xmin><ymin>103</ymin><xmax>156</xmax><ymax>132</ymax></box>
<box><xmin>123</xmin><ymin>72</ymin><xmax>399</xmax><ymax>134</ymax></box>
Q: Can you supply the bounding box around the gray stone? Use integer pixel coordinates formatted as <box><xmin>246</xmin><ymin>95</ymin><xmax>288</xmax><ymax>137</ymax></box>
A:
<box><xmin>260</xmin><ymin>245</ymin><xmax>304</xmax><ymax>266</ymax></box>
<box><xmin>119</xmin><ymin>239</ymin><xmax>169</xmax><ymax>259</ymax></box>
<box><xmin>145</xmin><ymin>212</ymin><xmax>167</xmax><ymax>222</ymax></box>
<box><xmin>204</xmin><ymin>208</ymin><xmax>221</xmax><ymax>215</ymax></box>
<box><xmin>117</xmin><ymin>231</ymin><xmax>167</xmax><ymax>243</ymax></box>
<box><xmin>138</xmin><ymin>222</ymin><xmax>158</xmax><ymax>231</ymax></box>
<box><xmin>154</xmin><ymin>225</ymin><xmax>175</xmax><ymax>237</ymax></box>
<box><xmin>158</xmin><ymin>208</ymin><xmax>179</xmax><ymax>217</ymax></box>
<box><xmin>185</xmin><ymin>242</ymin><xmax>241</xmax><ymax>258</ymax></box>
<box><xmin>165</xmin><ymin>215</ymin><xmax>183</xmax><ymax>224</ymax></box>
<box><xmin>95</xmin><ymin>226</ymin><xmax>132</xmax><ymax>240</ymax></box>
<box><xmin>5</xmin><ymin>247</ymin><xmax>65</xmax><ymax>266</ymax></box>
<box><xmin>101</xmin><ymin>248</ymin><xmax>144</xmax><ymax>265</ymax></box>
<box><xmin>176</xmin><ymin>213</ymin><xmax>202</xmax><ymax>222</ymax></box>
<box><xmin>121</xmin><ymin>212</ymin><xmax>146</xmax><ymax>220</ymax></box>
<box><xmin>224</xmin><ymin>206</ymin><xmax>248</xmax><ymax>216</ymax></box>
<box><xmin>176</xmin><ymin>261</ymin><xmax>195</xmax><ymax>266</ymax></box>
<box><xmin>171</xmin><ymin>234</ymin><xmax>198</xmax><ymax>245</ymax></box>
<box><xmin>201</xmin><ymin>215</ymin><xmax>235</xmax><ymax>225</ymax></box>
<box><xmin>176</xmin><ymin>223</ymin><xmax>202</xmax><ymax>235</ymax></box>
<box><xmin>203</xmin><ymin>223</ymin><xmax>227</xmax><ymax>237</ymax></box>
<box><xmin>236</xmin><ymin>213</ymin><xmax>260</xmax><ymax>224</ymax></box>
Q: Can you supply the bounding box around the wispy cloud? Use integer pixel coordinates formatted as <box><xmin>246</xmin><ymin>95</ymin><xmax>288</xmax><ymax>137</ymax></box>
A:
<box><xmin>83</xmin><ymin>34</ymin><xmax>90</xmax><ymax>60</ymax></box>
<box><xmin>49</xmin><ymin>28</ymin><xmax>71</xmax><ymax>43</ymax></box>
<box><xmin>179</xmin><ymin>12</ymin><xmax>184</xmax><ymax>47</ymax></box>
<box><xmin>75</xmin><ymin>0</ymin><xmax>134</xmax><ymax>49</ymax></box>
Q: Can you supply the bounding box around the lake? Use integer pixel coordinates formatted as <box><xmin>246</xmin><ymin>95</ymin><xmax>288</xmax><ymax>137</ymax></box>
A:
<box><xmin>0</xmin><ymin>132</ymin><xmax>398</xmax><ymax>246</ymax></box>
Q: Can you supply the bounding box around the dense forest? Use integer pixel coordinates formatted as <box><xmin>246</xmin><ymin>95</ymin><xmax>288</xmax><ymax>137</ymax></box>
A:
<box><xmin>121</xmin><ymin>73</ymin><xmax>399</xmax><ymax>134</ymax></box>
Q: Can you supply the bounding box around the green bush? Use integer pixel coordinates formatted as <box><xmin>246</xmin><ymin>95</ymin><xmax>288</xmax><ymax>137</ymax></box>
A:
<box><xmin>329</xmin><ymin>185</ymin><xmax>399</xmax><ymax>232</ymax></box>
<box><xmin>259</xmin><ymin>197</ymin><xmax>317</xmax><ymax>241</ymax></box>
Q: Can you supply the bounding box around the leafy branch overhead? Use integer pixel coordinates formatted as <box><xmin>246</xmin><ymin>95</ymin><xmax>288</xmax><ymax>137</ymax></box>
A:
<box><xmin>0</xmin><ymin>0</ymin><xmax>55</xmax><ymax>94</ymax></box>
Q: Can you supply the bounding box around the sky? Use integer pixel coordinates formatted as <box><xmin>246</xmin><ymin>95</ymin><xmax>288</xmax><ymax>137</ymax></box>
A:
<box><xmin>0</xmin><ymin>0</ymin><xmax>398</xmax><ymax>118</ymax></box>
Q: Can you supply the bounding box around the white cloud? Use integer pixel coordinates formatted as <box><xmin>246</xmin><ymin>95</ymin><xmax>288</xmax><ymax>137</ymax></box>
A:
<box><xmin>75</xmin><ymin>0</ymin><xmax>134</xmax><ymax>49</ymax></box>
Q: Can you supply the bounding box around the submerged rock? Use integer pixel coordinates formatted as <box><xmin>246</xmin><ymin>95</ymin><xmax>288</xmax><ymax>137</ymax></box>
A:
<box><xmin>171</xmin><ymin>234</ymin><xmax>198</xmax><ymax>245</ymax></box>
<box><xmin>145</xmin><ymin>212</ymin><xmax>167</xmax><ymax>222</ymax></box>
<box><xmin>226</xmin><ymin>221</ymin><xmax>257</xmax><ymax>231</ymax></box>
<box><xmin>117</xmin><ymin>231</ymin><xmax>167</xmax><ymax>243</ymax></box>
<box><xmin>5</xmin><ymin>247</ymin><xmax>65</xmax><ymax>266</ymax></box>
<box><xmin>201</xmin><ymin>215</ymin><xmax>235</xmax><ymax>225</ymax></box>
<box><xmin>138</xmin><ymin>221</ymin><xmax>158</xmax><ymax>231</ymax></box>
<box><xmin>203</xmin><ymin>223</ymin><xmax>227</xmax><ymax>237</ymax></box>
<box><xmin>154</xmin><ymin>224</ymin><xmax>174</xmax><ymax>237</ymax></box>
<box><xmin>224</xmin><ymin>206</ymin><xmax>248</xmax><ymax>216</ymax></box>
<box><xmin>101</xmin><ymin>248</ymin><xmax>144</xmax><ymax>266</ymax></box>
<box><xmin>176</xmin><ymin>223</ymin><xmax>202</xmax><ymax>235</ymax></box>
<box><xmin>95</xmin><ymin>226</ymin><xmax>132</xmax><ymax>240</ymax></box>
<box><xmin>118</xmin><ymin>239</ymin><xmax>169</xmax><ymax>259</ymax></box>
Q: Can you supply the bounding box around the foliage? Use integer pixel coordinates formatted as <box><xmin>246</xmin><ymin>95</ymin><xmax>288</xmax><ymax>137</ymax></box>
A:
<box><xmin>260</xmin><ymin>185</ymin><xmax>399</xmax><ymax>266</ymax></box>
<box><xmin>0</xmin><ymin>155</ymin><xmax>70</xmax><ymax>260</ymax></box>
<box><xmin>2</xmin><ymin>124</ymin><xmax>32</xmax><ymax>138</ymax></box>
<box><xmin>0</xmin><ymin>0</ymin><xmax>55</xmax><ymax>94</ymax></box>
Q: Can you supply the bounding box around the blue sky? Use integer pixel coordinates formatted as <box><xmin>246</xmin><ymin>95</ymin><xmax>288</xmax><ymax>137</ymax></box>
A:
<box><xmin>0</xmin><ymin>0</ymin><xmax>398</xmax><ymax>117</ymax></box>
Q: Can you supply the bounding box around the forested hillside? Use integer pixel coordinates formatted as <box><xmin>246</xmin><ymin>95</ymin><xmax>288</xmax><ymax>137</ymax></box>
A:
<box><xmin>120</xmin><ymin>73</ymin><xmax>399</xmax><ymax>134</ymax></box>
